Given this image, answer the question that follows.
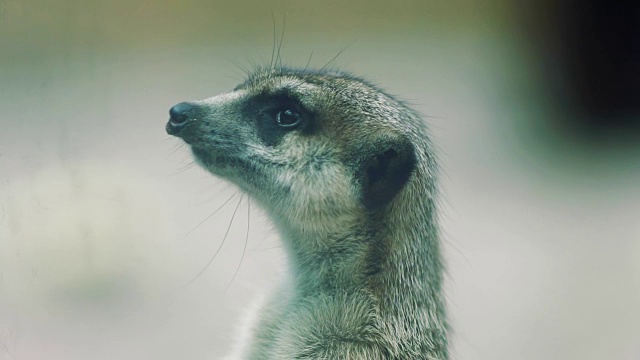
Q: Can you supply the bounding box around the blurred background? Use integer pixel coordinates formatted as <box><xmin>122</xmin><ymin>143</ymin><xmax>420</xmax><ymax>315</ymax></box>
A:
<box><xmin>1</xmin><ymin>1</ymin><xmax>639</xmax><ymax>359</ymax></box>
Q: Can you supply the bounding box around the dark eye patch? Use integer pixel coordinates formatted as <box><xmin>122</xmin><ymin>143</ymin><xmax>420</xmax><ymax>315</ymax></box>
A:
<box><xmin>243</xmin><ymin>91</ymin><xmax>315</xmax><ymax>147</ymax></box>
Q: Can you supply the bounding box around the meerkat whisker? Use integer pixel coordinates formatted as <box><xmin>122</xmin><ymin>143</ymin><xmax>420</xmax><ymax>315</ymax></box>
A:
<box><xmin>183</xmin><ymin>195</ymin><xmax>244</xmax><ymax>288</ymax></box>
<box><xmin>224</xmin><ymin>196</ymin><xmax>251</xmax><ymax>293</ymax></box>
<box><xmin>269</xmin><ymin>12</ymin><xmax>277</xmax><ymax>70</ymax></box>
<box><xmin>303</xmin><ymin>50</ymin><xmax>314</xmax><ymax>73</ymax></box>
<box><xmin>182</xmin><ymin>191</ymin><xmax>240</xmax><ymax>240</ymax></box>
<box><xmin>275</xmin><ymin>15</ymin><xmax>286</xmax><ymax>72</ymax></box>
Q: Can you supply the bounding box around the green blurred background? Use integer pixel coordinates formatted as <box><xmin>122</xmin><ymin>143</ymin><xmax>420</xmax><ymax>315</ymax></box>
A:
<box><xmin>1</xmin><ymin>1</ymin><xmax>639</xmax><ymax>359</ymax></box>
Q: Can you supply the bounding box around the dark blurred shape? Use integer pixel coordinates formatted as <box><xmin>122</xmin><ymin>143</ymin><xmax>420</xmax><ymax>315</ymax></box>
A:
<box><xmin>558</xmin><ymin>0</ymin><xmax>640</xmax><ymax>136</ymax></box>
<box><xmin>561</xmin><ymin>3</ymin><xmax>640</xmax><ymax>121</ymax></box>
<box><xmin>556</xmin><ymin>1</ymin><xmax>640</xmax><ymax>140</ymax></box>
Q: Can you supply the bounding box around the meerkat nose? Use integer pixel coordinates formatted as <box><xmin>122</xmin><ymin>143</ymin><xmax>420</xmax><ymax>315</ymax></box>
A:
<box><xmin>167</xmin><ymin>102</ymin><xmax>198</xmax><ymax>135</ymax></box>
<box><xmin>169</xmin><ymin>102</ymin><xmax>194</xmax><ymax>125</ymax></box>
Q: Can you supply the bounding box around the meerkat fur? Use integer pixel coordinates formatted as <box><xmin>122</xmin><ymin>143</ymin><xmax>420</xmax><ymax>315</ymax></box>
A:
<box><xmin>167</xmin><ymin>66</ymin><xmax>448</xmax><ymax>359</ymax></box>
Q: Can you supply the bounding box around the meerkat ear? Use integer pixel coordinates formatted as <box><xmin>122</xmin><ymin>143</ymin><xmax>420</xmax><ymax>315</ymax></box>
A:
<box><xmin>361</xmin><ymin>136</ymin><xmax>417</xmax><ymax>210</ymax></box>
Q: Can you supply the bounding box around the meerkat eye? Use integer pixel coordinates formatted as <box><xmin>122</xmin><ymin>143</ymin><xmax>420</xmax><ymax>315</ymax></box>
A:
<box><xmin>275</xmin><ymin>109</ymin><xmax>301</xmax><ymax>128</ymax></box>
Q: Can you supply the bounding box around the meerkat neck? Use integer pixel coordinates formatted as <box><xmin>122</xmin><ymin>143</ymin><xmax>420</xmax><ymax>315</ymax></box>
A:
<box><xmin>274</xmin><ymin>169</ymin><xmax>447</xmax><ymax>349</ymax></box>
<box><xmin>375</xmin><ymin>206</ymin><xmax>444</xmax><ymax>313</ymax></box>
<box><xmin>279</xmin><ymin>224</ymin><xmax>372</xmax><ymax>295</ymax></box>
<box><xmin>278</xmin><ymin>205</ymin><xmax>443</xmax><ymax>305</ymax></box>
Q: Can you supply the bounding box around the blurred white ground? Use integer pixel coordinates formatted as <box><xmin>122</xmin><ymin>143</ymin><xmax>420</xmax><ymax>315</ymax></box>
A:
<box><xmin>1</xmin><ymin>29</ymin><xmax>639</xmax><ymax>360</ymax></box>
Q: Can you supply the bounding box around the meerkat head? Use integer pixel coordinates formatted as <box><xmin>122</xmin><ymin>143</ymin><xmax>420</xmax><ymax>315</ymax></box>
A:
<box><xmin>167</xmin><ymin>68</ymin><xmax>418</xmax><ymax>235</ymax></box>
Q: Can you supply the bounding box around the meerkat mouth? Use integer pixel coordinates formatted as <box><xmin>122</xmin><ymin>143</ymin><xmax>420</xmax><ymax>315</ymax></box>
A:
<box><xmin>191</xmin><ymin>147</ymin><xmax>238</xmax><ymax>172</ymax></box>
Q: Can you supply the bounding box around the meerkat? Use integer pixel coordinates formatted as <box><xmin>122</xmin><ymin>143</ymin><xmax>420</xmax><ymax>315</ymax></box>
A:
<box><xmin>166</xmin><ymin>66</ymin><xmax>448</xmax><ymax>359</ymax></box>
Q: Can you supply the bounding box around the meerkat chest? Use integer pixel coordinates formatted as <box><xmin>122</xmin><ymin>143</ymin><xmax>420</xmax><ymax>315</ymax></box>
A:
<box><xmin>245</xmin><ymin>289</ymin><xmax>387</xmax><ymax>359</ymax></box>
